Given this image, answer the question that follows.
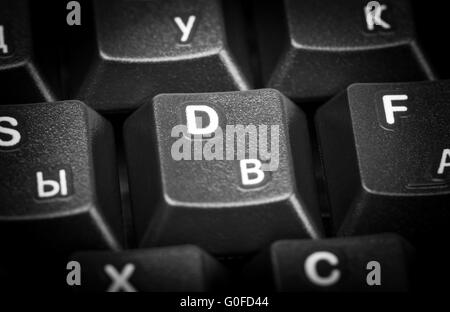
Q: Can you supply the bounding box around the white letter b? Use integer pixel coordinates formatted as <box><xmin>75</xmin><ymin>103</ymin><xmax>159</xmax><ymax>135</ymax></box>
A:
<box><xmin>240</xmin><ymin>159</ymin><xmax>265</xmax><ymax>186</ymax></box>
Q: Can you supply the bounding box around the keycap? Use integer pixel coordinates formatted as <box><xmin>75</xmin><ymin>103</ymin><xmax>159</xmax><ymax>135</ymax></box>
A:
<box><xmin>254</xmin><ymin>0</ymin><xmax>434</xmax><ymax>102</ymax></box>
<box><xmin>69</xmin><ymin>245</ymin><xmax>229</xmax><ymax>292</ymax></box>
<box><xmin>66</xmin><ymin>0</ymin><xmax>252</xmax><ymax>112</ymax></box>
<box><xmin>0</xmin><ymin>0</ymin><xmax>59</xmax><ymax>104</ymax></box>
<box><xmin>316</xmin><ymin>80</ymin><xmax>450</xmax><ymax>244</ymax></box>
<box><xmin>124</xmin><ymin>89</ymin><xmax>323</xmax><ymax>255</ymax></box>
<box><xmin>0</xmin><ymin>100</ymin><xmax>122</xmax><ymax>254</ymax></box>
<box><xmin>244</xmin><ymin>234</ymin><xmax>413</xmax><ymax>292</ymax></box>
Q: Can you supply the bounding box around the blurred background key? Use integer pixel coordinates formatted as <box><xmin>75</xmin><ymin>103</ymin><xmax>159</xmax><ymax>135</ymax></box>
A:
<box><xmin>253</xmin><ymin>0</ymin><xmax>434</xmax><ymax>103</ymax></box>
<box><xmin>70</xmin><ymin>245</ymin><xmax>230</xmax><ymax>292</ymax></box>
<box><xmin>63</xmin><ymin>0</ymin><xmax>253</xmax><ymax>112</ymax></box>
<box><xmin>243</xmin><ymin>234</ymin><xmax>413</xmax><ymax>292</ymax></box>
<box><xmin>0</xmin><ymin>101</ymin><xmax>122</xmax><ymax>255</ymax></box>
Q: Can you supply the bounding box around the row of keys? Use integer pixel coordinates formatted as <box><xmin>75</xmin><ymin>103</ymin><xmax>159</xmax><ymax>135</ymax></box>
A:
<box><xmin>2</xmin><ymin>81</ymin><xmax>450</xmax><ymax>254</ymax></box>
<box><xmin>1</xmin><ymin>234</ymin><xmax>410</xmax><ymax>291</ymax></box>
<box><xmin>0</xmin><ymin>0</ymin><xmax>437</xmax><ymax>111</ymax></box>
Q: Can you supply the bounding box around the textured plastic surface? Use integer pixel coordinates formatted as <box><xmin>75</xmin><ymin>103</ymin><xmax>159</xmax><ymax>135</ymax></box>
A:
<box><xmin>316</xmin><ymin>80</ymin><xmax>450</xmax><ymax>244</ymax></box>
<box><xmin>124</xmin><ymin>89</ymin><xmax>323</xmax><ymax>255</ymax></box>
<box><xmin>0</xmin><ymin>101</ymin><xmax>122</xmax><ymax>253</ymax></box>
<box><xmin>68</xmin><ymin>0</ymin><xmax>252</xmax><ymax>112</ymax></box>
<box><xmin>255</xmin><ymin>0</ymin><xmax>433</xmax><ymax>102</ymax></box>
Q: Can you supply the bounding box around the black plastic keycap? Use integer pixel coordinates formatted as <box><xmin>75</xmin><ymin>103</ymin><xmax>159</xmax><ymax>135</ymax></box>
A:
<box><xmin>254</xmin><ymin>0</ymin><xmax>434</xmax><ymax>102</ymax></box>
<box><xmin>124</xmin><ymin>89</ymin><xmax>323</xmax><ymax>255</ymax></box>
<box><xmin>316</xmin><ymin>80</ymin><xmax>450</xmax><ymax>244</ymax></box>
<box><xmin>0</xmin><ymin>0</ymin><xmax>59</xmax><ymax>104</ymax></box>
<box><xmin>70</xmin><ymin>245</ymin><xmax>228</xmax><ymax>292</ymax></box>
<box><xmin>244</xmin><ymin>234</ymin><xmax>413</xmax><ymax>292</ymax></box>
<box><xmin>66</xmin><ymin>0</ymin><xmax>252</xmax><ymax>112</ymax></box>
<box><xmin>0</xmin><ymin>100</ymin><xmax>122</xmax><ymax>253</ymax></box>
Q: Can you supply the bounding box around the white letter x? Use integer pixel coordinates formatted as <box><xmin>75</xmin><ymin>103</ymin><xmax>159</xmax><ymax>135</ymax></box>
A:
<box><xmin>104</xmin><ymin>263</ymin><xmax>137</xmax><ymax>292</ymax></box>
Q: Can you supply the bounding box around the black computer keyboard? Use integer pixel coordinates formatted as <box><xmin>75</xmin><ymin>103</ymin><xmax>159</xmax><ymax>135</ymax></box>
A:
<box><xmin>1</xmin><ymin>0</ymin><xmax>449</xmax><ymax>295</ymax></box>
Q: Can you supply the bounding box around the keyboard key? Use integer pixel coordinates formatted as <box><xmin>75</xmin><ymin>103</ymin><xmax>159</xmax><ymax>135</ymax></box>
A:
<box><xmin>124</xmin><ymin>89</ymin><xmax>323</xmax><ymax>254</ymax></box>
<box><xmin>0</xmin><ymin>0</ymin><xmax>58</xmax><ymax>104</ymax></box>
<box><xmin>254</xmin><ymin>0</ymin><xmax>434</xmax><ymax>102</ymax></box>
<box><xmin>244</xmin><ymin>234</ymin><xmax>413</xmax><ymax>291</ymax></box>
<box><xmin>316</xmin><ymin>80</ymin><xmax>450</xmax><ymax>244</ymax></box>
<box><xmin>70</xmin><ymin>245</ymin><xmax>229</xmax><ymax>292</ymax></box>
<box><xmin>0</xmin><ymin>101</ymin><xmax>122</xmax><ymax>253</ymax></box>
<box><xmin>66</xmin><ymin>0</ymin><xmax>252</xmax><ymax>112</ymax></box>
